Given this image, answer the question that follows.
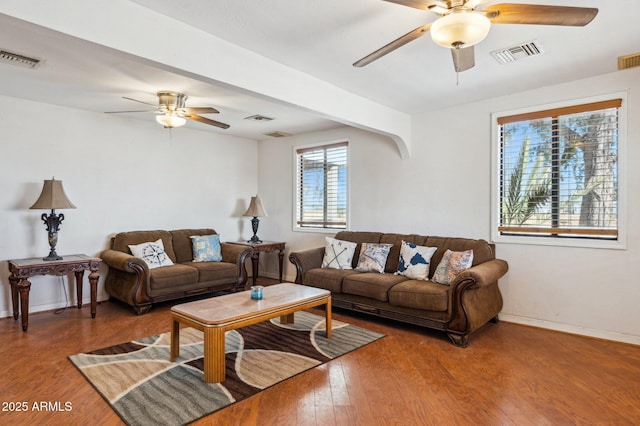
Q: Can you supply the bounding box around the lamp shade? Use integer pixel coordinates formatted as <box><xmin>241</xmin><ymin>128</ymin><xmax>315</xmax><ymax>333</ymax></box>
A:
<box><xmin>243</xmin><ymin>196</ymin><xmax>268</xmax><ymax>217</ymax></box>
<box><xmin>30</xmin><ymin>179</ymin><xmax>76</xmax><ymax>210</ymax></box>
<box><xmin>430</xmin><ymin>12</ymin><xmax>491</xmax><ymax>48</ymax></box>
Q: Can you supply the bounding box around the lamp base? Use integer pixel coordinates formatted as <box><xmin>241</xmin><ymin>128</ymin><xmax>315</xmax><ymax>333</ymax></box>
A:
<box><xmin>247</xmin><ymin>216</ymin><xmax>262</xmax><ymax>244</ymax></box>
<box><xmin>247</xmin><ymin>236</ymin><xmax>263</xmax><ymax>244</ymax></box>
<box><xmin>43</xmin><ymin>254</ymin><xmax>63</xmax><ymax>261</ymax></box>
<box><xmin>44</xmin><ymin>230</ymin><xmax>62</xmax><ymax>261</ymax></box>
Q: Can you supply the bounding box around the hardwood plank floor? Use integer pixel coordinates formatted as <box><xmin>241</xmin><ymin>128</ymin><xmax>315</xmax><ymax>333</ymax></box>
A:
<box><xmin>1</xmin><ymin>278</ymin><xmax>639</xmax><ymax>425</ymax></box>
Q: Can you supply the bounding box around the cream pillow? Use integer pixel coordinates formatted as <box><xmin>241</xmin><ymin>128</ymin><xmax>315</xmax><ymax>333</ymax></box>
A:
<box><xmin>321</xmin><ymin>237</ymin><xmax>357</xmax><ymax>270</ymax></box>
<box><xmin>432</xmin><ymin>249</ymin><xmax>473</xmax><ymax>285</ymax></box>
<box><xmin>128</xmin><ymin>239</ymin><xmax>174</xmax><ymax>269</ymax></box>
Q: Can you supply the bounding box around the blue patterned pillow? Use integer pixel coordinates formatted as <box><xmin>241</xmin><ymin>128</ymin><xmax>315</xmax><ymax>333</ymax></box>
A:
<box><xmin>432</xmin><ymin>249</ymin><xmax>474</xmax><ymax>285</ymax></box>
<box><xmin>355</xmin><ymin>243</ymin><xmax>393</xmax><ymax>273</ymax></box>
<box><xmin>190</xmin><ymin>234</ymin><xmax>222</xmax><ymax>262</ymax></box>
<box><xmin>395</xmin><ymin>240</ymin><xmax>437</xmax><ymax>280</ymax></box>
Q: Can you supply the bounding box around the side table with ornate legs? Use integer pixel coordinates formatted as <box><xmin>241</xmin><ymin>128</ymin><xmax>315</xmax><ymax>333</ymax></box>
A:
<box><xmin>7</xmin><ymin>254</ymin><xmax>101</xmax><ymax>332</ymax></box>
<box><xmin>227</xmin><ymin>241</ymin><xmax>286</xmax><ymax>288</ymax></box>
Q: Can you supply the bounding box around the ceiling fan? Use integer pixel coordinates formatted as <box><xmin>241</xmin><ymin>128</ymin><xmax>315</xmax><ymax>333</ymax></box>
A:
<box><xmin>353</xmin><ymin>1</ymin><xmax>598</xmax><ymax>73</ymax></box>
<box><xmin>106</xmin><ymin>91</ymin><xmax>230</xmax><ymax>129</ymax></box>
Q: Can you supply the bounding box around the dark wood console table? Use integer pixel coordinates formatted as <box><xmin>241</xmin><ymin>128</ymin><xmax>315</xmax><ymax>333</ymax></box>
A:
<box><xmin>7</xmin><ymin>254</ymin><xmax>101</xmax><ymax>332</ymax></box>
<box><xmin>228</xmin><ymin>241</ymin><xmax>285</xmax><ymax>287</ymax></box>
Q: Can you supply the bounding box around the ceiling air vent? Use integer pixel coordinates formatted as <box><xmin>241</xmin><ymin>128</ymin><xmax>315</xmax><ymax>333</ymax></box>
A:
<box><xmin>618</xmin><ymin>52</ymin><xmax>640</xmax><ymax>70</ymax></box>
<box><xmin>264</xmin><ymin>131</ymin><xmax>292</xmax><ymax>138</ymax></box>
<box><xmin>244</xmin><ymin>114</ymin><xmax>275</xmax><ymax>121</ymax></box>
<box><xmin>491</xmin><ymin>40</ymin><xmax>543</xmax><ymax>64</ymax></box>
<box><xmin>0</xmin><ymin>50</ymin><xmax>41</xmax><ymax>68</ymax></box>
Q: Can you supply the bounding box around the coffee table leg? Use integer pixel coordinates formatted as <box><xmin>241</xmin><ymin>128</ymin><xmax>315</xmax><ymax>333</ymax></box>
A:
<box><xmin>170</xmin><ymin>318</ymin><xmax>180</xmax><ymax>361</ymax></box>
<box><xmin>280</xmin><ymin>313</ymin><xmax>294</xmax><ymax>324</ymax></box>
<box><xmin>204</xmin><ymin>327</ymin><xmax>226</xmax><ymax>383</ymax></box>
<box><xmin>325</xmin><ymin>297</ymin><xmax>332</xmax><ymax>339</ymax></box>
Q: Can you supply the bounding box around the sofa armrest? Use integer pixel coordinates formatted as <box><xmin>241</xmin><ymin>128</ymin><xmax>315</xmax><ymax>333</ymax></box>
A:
<box><xmin>289</xmin><ymin>247</ymin><xmax>325</xmax><ymax>284</ymax></box>
<box><xmin>220</xmin><ymin>243</ymin><xmax>253</xmax><ymax>289</ymax></box>
<box><xmin>452</xmin><ymin>259</ymin><xmax>509</xmax><ymax>289</ymax></box>
<box><xmin>100</xmin><ymin>249</ymin><xmax>149</xmax><ymax>274</ymax></box>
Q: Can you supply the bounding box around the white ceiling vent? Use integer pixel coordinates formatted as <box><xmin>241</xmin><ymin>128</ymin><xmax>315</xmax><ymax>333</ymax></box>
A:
<box><xmin>244</xmin><ymin>114</ymin><xmax>275</xmax><ymax>121</ymax></box>
<box><xmin>491</xmin><ymin>40</ymin><xmax>543</xmax><ymax>64</ymax></box>
<box><xmin>264</xmin><ymin>131</ymin><xmax>292</xmax><ymax>138</ymax></box>
<box><xmin>0</xmin><ymin>50</ymin><xmax>41</xmax><ymax>68</ymax></box>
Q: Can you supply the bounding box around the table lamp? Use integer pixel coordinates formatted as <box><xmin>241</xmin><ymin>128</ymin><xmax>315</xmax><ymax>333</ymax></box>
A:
<box><xmin>30</xmin><ymin>178</ymin><xmax>76</xmax><ymax>261</ymax></box>
<box><xmin>243</xmin><ymin>196</ymin><xmax>268</xmax><ymax>243</ymax></box>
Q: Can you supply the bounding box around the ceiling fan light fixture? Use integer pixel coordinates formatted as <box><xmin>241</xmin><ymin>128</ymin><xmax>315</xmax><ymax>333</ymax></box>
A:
<box><xmin>430</xmin><ymin>12</ymin><xmax>491</xmax><ymax>48</ymax></box>
<box><xmin>155</xmin><ymin>113</ymin><xmax>186</xmax><ymax>128</ymax></box>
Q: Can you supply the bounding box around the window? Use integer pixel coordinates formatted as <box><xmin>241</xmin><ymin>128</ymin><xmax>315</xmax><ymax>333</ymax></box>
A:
<box><xmin>492</xmin><ymin>97</ymin><xmax>625</xmax><ymax>247</ymax></box>
<box><xmin>295</xmin><ymin>141</ymin><xmax>348</xmax><ymax>230</ymax></box>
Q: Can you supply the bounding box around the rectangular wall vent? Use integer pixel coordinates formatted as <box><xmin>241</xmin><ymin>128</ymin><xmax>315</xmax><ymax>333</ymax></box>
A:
<box><xmin>0</xmin><ymin>50</ymin><xmax>41</xmax><ymax>68</ymax></box>
<box><xmin>244</xmin><ymin>114</ymin><xmax>275</xmax><ymax>121</ymax></box>
<box><xmin>618</xmin><ymin>52</ymin><xmax>640</xmax><ymax>70</ymax></box>
<box><xmin>491</xmin><ymin>40</ymin><xmax>543</xmax><ymax>64</ymax></box>
<box><xmin>264</xmin><ymin>131</ymin><xmax>292</xmax><ymax>138</ymax></box>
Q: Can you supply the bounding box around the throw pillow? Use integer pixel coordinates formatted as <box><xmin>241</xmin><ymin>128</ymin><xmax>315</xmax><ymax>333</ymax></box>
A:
<box><xmin>128</xmin><ymin>239</ymin><xmax>174</xmax><ymax>269</ymax></box>
<box><xmin>190</xmin><ymin>234</ymin><xmax>222</xmax><ymax>262</ymax></box>
<box><xmin>355</xmin><ymin>243</ymin><xmax>393</xmax><ymax>273</ymax></box>
<box><xmin>431</xmin><ymin>249</ymin><xmax>474</xmax><ymax>285</ymax></box>
<box><xmin>321</xmin><ymin>237</ymin><xmax>357</xmax><ymax>270</ymax></box>
<box><xmin>395</xmin><ymin>240</ymin><xmax>437</xmax><ymax>280</ymax></box>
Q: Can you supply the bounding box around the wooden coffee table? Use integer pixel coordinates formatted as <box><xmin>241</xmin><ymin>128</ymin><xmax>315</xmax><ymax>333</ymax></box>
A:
<box><xmin>170</xmin><ymin>283</ymin><xmax>331</xmax><ymax>383</ymax></box>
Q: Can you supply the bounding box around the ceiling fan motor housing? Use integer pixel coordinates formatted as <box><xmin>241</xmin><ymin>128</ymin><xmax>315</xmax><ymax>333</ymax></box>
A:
<box><xmin>157</xmin><ymin>91</ymin><xmax>187</xmax><ymax>112</ymax></box>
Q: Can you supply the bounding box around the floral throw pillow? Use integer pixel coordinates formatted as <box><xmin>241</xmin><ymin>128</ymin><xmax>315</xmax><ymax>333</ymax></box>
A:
<box><xmin>321</xmin><ymin>237</ymin><xmax>358</xmax><ymax>270</ymax></box>
<box><xmin>432</xmin><ymin>249</ymin><xmax>474</xmax><ymax>285</ymax></box>
<box><xmin>395</xmin><ymin>240</ymin><xmax>437</xmax><ymax>280</ymax></box>
<box><xmin>128</xmin><ymin>239</ymin><xmax>174</xmax><ymax>269</ymax></box>
<box><xmin>190</xmin><ymin>234</ymin><xmax>222</xmax><ymax>262</ymax></box>
<box><xmin>355</xmin><ymin>243</ymin><xmax>393</xmax><ymax>273</ymax></box>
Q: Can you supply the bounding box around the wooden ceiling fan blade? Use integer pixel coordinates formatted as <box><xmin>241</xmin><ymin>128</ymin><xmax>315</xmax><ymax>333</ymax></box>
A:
<box><xmin>484</xmin><ymin>4</ymin><xmax>598</xmax><ymax>26</ymax></box>
<box><xmin>104</xmin><ymin>109</ymin><xmax>157</xmax><ymax>114</ymax></box>
<box><xmin>451</xmin><ymin>45</ymin><xmax>475</xmax><ymax>72</ymax></box>
<box><xmin>122</xmin><ymin>96</ymin><xmax>158</xmax><ymax>107</ymax></box>
<box><xmin>184</xmin><ymin>107</ymin><xmax>220</xmax><ymax>114</ymax></box>
<box><xmin>185</xmin><ymin>114</ymin><xmax>230</xmax><ymax>129</ymax></box>
<box><xmin>353</xmin><ymin>23</ymin><xmax>432</xmax><ymax>67</ymax></box>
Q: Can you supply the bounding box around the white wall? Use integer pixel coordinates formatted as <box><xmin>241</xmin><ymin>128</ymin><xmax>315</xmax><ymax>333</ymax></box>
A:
<box><xmin>257</xmin><ymin>67</ymin><xmax>640</xmax><ymax>345</ymax></box>
<box><xmin>0</xmin><ymin>95</ymin><xmax>258</xmax><ymax>318</ymax></box>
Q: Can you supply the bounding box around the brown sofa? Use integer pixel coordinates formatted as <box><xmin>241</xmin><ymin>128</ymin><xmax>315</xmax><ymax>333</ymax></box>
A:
<box><xmin>101</xmin><ymin>228</ymin><xmax>252</xmax><ymax>314</ymax></box>
<box><xmin>289</xmin><ymin>231</ymin><xmax>508</xmax><ymax>347</ymax></box>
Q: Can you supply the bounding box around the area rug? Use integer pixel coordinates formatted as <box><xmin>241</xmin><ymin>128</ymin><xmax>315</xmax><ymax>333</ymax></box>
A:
<box><xmin>69</xmin><ymin>311</ymin><xmax>384</xmax><ymax>426</ymax></box>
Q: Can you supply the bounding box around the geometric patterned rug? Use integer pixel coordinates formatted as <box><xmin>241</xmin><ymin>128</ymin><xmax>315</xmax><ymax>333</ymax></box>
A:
<box><xmin>68</xmin><ymin>311</ymin><xmax>385</xmax><ymax>426</ymax></box>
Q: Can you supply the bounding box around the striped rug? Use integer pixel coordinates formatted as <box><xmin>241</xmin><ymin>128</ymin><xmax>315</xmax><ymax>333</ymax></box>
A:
<box><xmin>69</xmin><ymin>311</ymin><xmax>384</xmax><ymax>426</ymax></box>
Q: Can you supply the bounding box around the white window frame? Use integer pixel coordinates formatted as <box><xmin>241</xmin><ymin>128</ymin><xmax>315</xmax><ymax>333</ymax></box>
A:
<box><xmin>292</xmin><ymin>139</ymin><xmax>350</xmax><ymax>233</ymax></box>
<box><xmin>490</xmin><ymin>93</ymin><xmax>627</xmax><ymax>249</ymax></box>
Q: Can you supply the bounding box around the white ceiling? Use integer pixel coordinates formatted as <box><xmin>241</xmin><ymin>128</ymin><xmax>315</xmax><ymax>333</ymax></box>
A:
<box><xmin>0</xmin><ymin>0</ymin><xmax>638</xmax><ymax>140</ymax></box>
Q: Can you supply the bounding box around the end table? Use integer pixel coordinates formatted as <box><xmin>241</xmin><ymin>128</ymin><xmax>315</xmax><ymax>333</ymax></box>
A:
<box><xmin>7</xmin><ymin>254</ymin><xmax>101</xmax><ymax>331</ymax></box>
<box><xmin>228</xmin><ymin>241</ymin><xmax>285</xmax><ymax>287</ymax></box>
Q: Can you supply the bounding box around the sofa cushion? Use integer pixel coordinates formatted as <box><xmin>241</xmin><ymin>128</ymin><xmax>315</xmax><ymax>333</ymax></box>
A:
<box><xmin>186</xmin><ymin>261</ymin><xmax>237</xmax><ymax>284</ymax></box>
<box><xmin>395</xmin><ymin>240</ymin><xmax>437</xmax><ymax>280</ymax></box>
<box><xmin>304</xmin><ymin>268</ymin><xmax>359</xmax><ymax>293</ymax></box>
<box><xmin>149</xmin><ymin>264</ymin><xmax>199</xmax><ymax>291</ymax></box>
<box><xmin>388</xmin><ymin>280</ymin><xmax>450</xmax><ymax>312</ymax></box>
<box><xmin>432</xmin><ymin>249</ymin><xmax>474</xmax><ymax>285</ymax></box>
<box><xmin>170</xmin><ymin>229</ymin><xmax>218</xmax><ymax>263</ymax></box>
<box><xmin>190</xmin><ymin>234</ymin><xmax>222</xmax><ymax>262</ymax></box>
<box><xmin>128</xmin><ymin>239</ymin><xmax>174</xmax><ymax>269</ymax></box>
<box><xmin>321</xmin><ymin>237</ymin><xmax>357</xmax><ymax>270</ymax></box>
<box><xmin>112</xmin><ymin>230</ymin><xmax>176</xmax><ymax>262</ymax></box>
<box><xmin>342</xmin><ymin>273</ymin><xmax>407</xmax><ymax>302</ymax></box>
<box><xmin>355</xmin><ymin>243</ymin><xmax>393</xmax><ymax>273</ymax></box>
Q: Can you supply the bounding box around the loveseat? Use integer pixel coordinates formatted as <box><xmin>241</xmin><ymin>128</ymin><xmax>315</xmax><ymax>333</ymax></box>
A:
<box><xmin>101</xmin><ymin>228</ymin><xmax>252</xmax><ymax>314</ymax></box>
<box><xmin>289</xmin><ymin>231</ymin><xmax>508</xmax><ymax>347</ymax></box>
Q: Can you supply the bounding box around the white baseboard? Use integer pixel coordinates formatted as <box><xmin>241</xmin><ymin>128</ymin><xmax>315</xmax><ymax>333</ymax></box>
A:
<box><xmin>499</xmin><ymin>313</ymin><xmax>640</xmax><ymax>346</ymax></box>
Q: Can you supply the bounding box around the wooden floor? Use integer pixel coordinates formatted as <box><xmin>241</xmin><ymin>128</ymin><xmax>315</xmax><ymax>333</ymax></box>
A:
<box><xmin>2</xmin><ymin>278</ymin><xmax>639</xmax><ymax>426</ymax></box>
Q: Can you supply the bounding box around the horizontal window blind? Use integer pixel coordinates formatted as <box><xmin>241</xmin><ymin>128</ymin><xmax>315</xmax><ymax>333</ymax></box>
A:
<box><xmin>498</xmin><ymin>99</ymin><xmax>621</xmax><ymax>239</ymax></box>
<box><xmin>296</xmin><ymin>142</ymin><xmax>348</xmax><ymax>229</ymax></box>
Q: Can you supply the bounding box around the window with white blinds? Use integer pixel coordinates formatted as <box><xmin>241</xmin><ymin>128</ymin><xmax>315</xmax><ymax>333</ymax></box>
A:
<box><xmin>496</xmin><ymin>98</ymin><xmax>621</xmax><ymax>241</ymax></box>
<box><xmin>295</xmin><ymin>142</ymin><xmax>348</xmax><ymax>230</ymax></box>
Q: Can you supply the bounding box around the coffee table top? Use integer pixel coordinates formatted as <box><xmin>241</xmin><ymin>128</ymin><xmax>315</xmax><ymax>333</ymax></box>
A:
<box><xmin>171</xmin><ymin>283</ymin><xmax>330</xmax><ymax>325</ymax></box>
